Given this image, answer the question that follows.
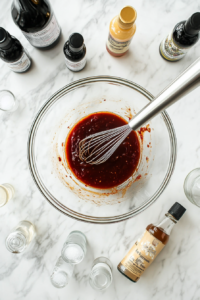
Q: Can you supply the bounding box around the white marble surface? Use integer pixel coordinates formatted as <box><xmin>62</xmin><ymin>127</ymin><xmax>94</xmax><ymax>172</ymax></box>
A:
<box><xmin>0</xmin><ymin>0</ymin><xmax>200</xmax><ymax>299</ymax></box>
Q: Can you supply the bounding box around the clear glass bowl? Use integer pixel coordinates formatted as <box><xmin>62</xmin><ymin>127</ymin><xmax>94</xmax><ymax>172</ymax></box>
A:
<box><xmin>28</xmin><ymin>76</ymin><xmax>176</xmax><ymax>224</ymax></box>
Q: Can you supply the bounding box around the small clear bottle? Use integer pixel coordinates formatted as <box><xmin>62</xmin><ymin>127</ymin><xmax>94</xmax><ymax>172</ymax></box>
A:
<box><xmin>50</xmin><ymin>256</ymin><xmax>74</xmax><ymax>288</ymax></box>
<box><xmin>61</xmin><ymin>231</ymin><xmax>87</xmax><ymax>264</ymax></box>
<box><xmin>0</xmin><ymin>183</ymin><xmax>15</xmax><ymax>207</ymax></box>
<box><xmin>89</xmin><ymin>257</ymin><xmax>113</xmax><ymax>290</ymax></box>
<box><xmin>0</xmin><ymin>27</ymin><xmax>32</xmax><ymax>73</ymax></box>
<box><xmin>63</xmin><ymin>33</ymin><xmax>86</xmax><ymax>72</ymax></box>
<box><xmin>6</xmin><ymin>220</ymin><xmax>35</xmax><ymax>253</ymax></box>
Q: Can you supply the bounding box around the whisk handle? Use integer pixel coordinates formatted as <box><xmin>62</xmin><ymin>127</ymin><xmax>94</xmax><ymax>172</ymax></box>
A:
<box><xmin>129</xmin><ymin>57</ymin><xmax>200</xmax><ymax>130</ymax></box>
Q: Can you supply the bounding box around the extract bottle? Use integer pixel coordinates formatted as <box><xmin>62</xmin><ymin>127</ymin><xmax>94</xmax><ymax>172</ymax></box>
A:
<box><xmin>159</xmin><ymin>12</ymin><xmax>200</xmax><ymax>61</ymax></box>
<box><xmin>11</xmin><ymin>0</ymin><xmax>61</xmax><ymax>50</ymax></box>
<box><xmin>0</xmin><ymin>27</ymin><xmax>31</xmax><ymax>73</ymax></box>
<box><xmin>63</xmin><ymin>33</ymin><xmax>86</xmax><ymax>72</ymax></box>
<box><xmin>117</xmin><ymin>202</ymin><xmax>186</xmax><ymax>282</ymax></box>
<box><xmin>106</xmin><ymin>6</ymin><xmax>137</xmax><ymax>57</ymax></box>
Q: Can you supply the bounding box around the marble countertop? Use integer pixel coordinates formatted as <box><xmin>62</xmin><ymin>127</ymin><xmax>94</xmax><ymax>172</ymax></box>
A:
<box><xmin>1</xmin><ymin>0</ymin><xmax>200</xmax><ymax>299</ymax></box>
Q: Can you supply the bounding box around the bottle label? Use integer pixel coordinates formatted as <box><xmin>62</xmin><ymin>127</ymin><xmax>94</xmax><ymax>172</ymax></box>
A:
<box><xmin>106</xmin><ymin>33</ymin><xmax>132</xmax><ymax>54</ymax></box>
<box><xmin>120</xmin><ymin>230</ymin><xmax>165</xmax><ymax>280</ymax></box>
<box><xmin>65</xmin><ymin>56</ymin><xmax>86</xmax><ymax>71</ymax></box>
<box><xmin>22</xmin><ymin>14</ymin><xmax>60</xmax><ymax>48</ymax></box>
<box><xmin>7</xmin><ymin>50</ymin><xmax>31</xmax><ymax>73</ymax></box>
<box><xmin>160</xmin><ymin>29</ymin><xmax>189</xmax><ymax>61</ymax></box>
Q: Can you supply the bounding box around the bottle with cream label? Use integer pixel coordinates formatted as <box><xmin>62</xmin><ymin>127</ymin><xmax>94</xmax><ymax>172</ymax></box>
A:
<box><xmin>106</xmin><ymin>6</ymin><xmax>137</xmax><ymax>57</ymax></box>
<box><xmin>117</xmin><ymin>202</ymin><xmax>186</xmax><ymax>282</ymax></box>
<box><xmin>159</xmin><ymin>12</ymin><xmax>200</xmax><ymax>62</ymax></box>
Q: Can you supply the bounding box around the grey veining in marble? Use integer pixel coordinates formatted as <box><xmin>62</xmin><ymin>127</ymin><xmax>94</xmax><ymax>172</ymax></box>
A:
<box><xmin>0</xmin><ymin>0</ymin><xmax>200</xmax><ymax>299</ymax></box>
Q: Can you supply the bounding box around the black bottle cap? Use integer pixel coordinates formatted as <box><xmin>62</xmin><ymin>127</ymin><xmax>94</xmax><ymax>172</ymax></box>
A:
<box><xmin>0</xmin><ymin>27</ymin><xmax>12</xmax><ymax>50</ymax></box>
<box><xmin>185</xmin><ymin>12</ymin><xmax>200</xmax><ymax>36</ymax></box>
<box><xmin>69</xmin><ymin>33</ymin><xmax>84</xmax><ymax>52</ymax></box>
<box><xmin>168</xmin><ymin>202</ymin><xmax>186</xmax><ymax>220</ymax></box>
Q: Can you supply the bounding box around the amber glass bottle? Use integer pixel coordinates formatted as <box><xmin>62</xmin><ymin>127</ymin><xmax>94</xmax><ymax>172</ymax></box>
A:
<box><xmin>118</xmin><ymin>202</ymin><xmax>186</xmax><ymax>282</ymax></box>
<box><xmin>106</xmin><ymin>6</ymin><xmax>137</xmax><ymax>57</ymax></box>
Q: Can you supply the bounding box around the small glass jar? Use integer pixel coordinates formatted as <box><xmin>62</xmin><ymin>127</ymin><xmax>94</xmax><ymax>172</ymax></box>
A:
<box><xmin>63</xmin><ymin>33</ymin><xmax>86</xmax><ymax>72</ymax></box>
<box><xmin>61</xmin><ymin>231</ymin><xmax>87</xmax><ymax>264</ymax></box>
<box><xmin>89</xmin><ymin>257</ymin><xmax>113</xmax><ymax>290</ymax></box>
<box><xmin>184</xmin><ymin>168</ymin><xmax>200</xmax><ymax>207</ymax></box>
<box><xmin>0</xmin><ymin>90</ymin><xmax>18</xmax><ymax>112</ymax></box>
<box><xmin>50</xmin><ymin>256</ymin><xmax>74</xmax><ymax>288</ymax></box>
<box><xmin>0</xmin><ymin>183</ymin><xmax>15</xmax><ymax>207</ymax></box>
<box><xmin>6</xmin><ymin>220</ymin><xmax>35</xmax><ymax>253</ymax></box>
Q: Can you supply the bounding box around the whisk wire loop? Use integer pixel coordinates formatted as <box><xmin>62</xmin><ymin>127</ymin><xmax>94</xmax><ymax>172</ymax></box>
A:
<box><xmin>79</xmin><ymin>125</ymin><xmax>132</xmax><ymax>164</ymax></box>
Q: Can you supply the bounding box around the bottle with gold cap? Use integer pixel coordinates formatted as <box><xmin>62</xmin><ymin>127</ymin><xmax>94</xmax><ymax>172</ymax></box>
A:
<box><xmin>106</xmin><ymin>6</ymin><xmax>137</xmax><ymax>57</ymax></box>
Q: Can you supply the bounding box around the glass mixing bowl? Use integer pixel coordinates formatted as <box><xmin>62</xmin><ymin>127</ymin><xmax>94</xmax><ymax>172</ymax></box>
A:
<box><xmin>28</xmin><ymin>76</ymin><xmax>176</xmax><ymax>224</ymax></box>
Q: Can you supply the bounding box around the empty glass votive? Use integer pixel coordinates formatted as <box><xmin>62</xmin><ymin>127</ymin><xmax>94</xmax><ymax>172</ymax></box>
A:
<box><xmin>50</xmin><ymin>256</ymin><xmax>74</xmax><ymax>288</ymax></box>
<box><xmin>61</xmin><ymin>231</ymin><xmax>87</xmax><ymax>264</ymax></box>
<box><xmin>89</xmin><ymin>257</ymin><xmax>112</xmax><ymax>290</ymax></box>
<box><xmin>0</xmin><ymin>90</ymin><xmax>18</xmax><ymax>112</ymax></box>
<box><xmin>6</xmin><ymin>220</ymin><xmax>35</xmax><ymax>253</ymax></box>
<box><xmin>0</xmin><ymin>183</ymin><xmax>15</xmax><ymax>207</ymax></box>
<box><xmin>184</xmin><ymin>168</ymin><xmax>200</xmax><ymax>207</ymax></box>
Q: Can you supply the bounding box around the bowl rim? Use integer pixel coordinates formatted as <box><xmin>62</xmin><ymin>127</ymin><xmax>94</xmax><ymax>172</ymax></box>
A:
<box><xmin>27</xmin><ymin>75</ymin><xmax>177</xmax><ymax>224</ymax></box>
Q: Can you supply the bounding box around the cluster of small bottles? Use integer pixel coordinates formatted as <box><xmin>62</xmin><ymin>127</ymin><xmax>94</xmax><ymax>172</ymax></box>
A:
<box><xmin>51</xmin><ymin>231</ymin><xmax>112</xmax><ymax>290</ymax></box>
<box><xmin>4</xmin><ymin>216</ymin><xmax>112</xmax><ymax>291</ymax></box>
<box><xmin>0</xmin><ymin>0</ymin><xmax>86</xmax><ymax>73</ymax></box>
<box><xmin>0</xmin><ymin>1</ymin><xmax>199</xmax><ymax>75</ymax></box>
<box><xmin>3</xmin><ymin>188</ymin><xmax>186</xmax><ymax>285</ymax></box>
<box><xmin>106</xmin><ymin>6</ymin><xmax>200</xmax><ymax>61</ymax></box>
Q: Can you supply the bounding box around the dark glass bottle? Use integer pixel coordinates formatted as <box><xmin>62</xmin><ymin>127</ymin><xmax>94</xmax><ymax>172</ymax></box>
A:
<box><xmin>63</xmin><ymin>33</ymin><xmax>86</xmax><ymax>72</ymax></box>
<box><xmin>118</xmin><ymin>202</ymin><xmax>186</xmax><ymax>282</ymax></box>
<box><xmin>0</xmin><ymin>27</ymin><xmax>31</xmax><ymax>73</ymax></box>
<box><xmin>160</xmin><ymin>12</ymin><xmax>200</xmax><ymax>61</ymax></box>
<box><xmin>11</xmin><ymin>0</ymin><xmax>61</xmax><ymax>50</ymax></box>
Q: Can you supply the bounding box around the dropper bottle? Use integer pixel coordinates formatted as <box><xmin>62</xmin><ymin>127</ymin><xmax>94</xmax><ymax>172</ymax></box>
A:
<box><xmin>0</xmin><ymin>27</ymin><xmax>31</xmax><ymax>73</ymax></box>
<box><xmin>63</xmin><ymin>33</ymin><xmax>86</xmax><ymax>72</ymax></box>
<box><xmin>159</xmin><ymin>12</ymin><xmax>200</xmax><ymax>61</ymax></box>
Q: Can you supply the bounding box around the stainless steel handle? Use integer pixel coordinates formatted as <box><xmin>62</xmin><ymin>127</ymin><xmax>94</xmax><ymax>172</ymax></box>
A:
<box><xmin>129</xmin><ymin>57</ymin><xmax>200</xmax><ymax>130</ymax></box>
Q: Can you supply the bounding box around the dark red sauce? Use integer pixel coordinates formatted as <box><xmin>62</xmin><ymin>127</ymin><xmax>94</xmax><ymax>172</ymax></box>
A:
<box><xmin>65</xmin><ymin>112</ymin><xmax>141</xmax><ymax>189</ymax></box>
<box><xmin>138</xmin><ymin>125</ymin><xmax>151</xmax><ymax>141</ymax></box>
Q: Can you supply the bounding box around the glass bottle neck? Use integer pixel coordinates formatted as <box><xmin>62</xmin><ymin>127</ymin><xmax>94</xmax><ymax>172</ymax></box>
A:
<box><xmin>156</xmin><ymin>213</ymin><xmax>177</xmax><ymax>236</ymax></box>
<box><xmin>17</xmin><ymin>0</ymin><xmax>40</xmax><ymax>10</ymax></box>
<box><xmin>69</xmin><ymin>44</ymin><xmax>83</xmax><ymax>53</ymax></box>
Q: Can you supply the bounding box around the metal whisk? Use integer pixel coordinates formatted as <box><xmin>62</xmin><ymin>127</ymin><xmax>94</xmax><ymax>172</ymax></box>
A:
<box><xmin>79</xmin><ymin>58</ymin><xmax>200</xmax><ymax>165</ymax></box>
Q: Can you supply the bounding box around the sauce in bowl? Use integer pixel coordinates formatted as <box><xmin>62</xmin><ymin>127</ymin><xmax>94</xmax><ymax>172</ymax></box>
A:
<box><xmin>65</xmin><ymin>112</ymin><xmax>140</xmax><ymax>189</ymax></box>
